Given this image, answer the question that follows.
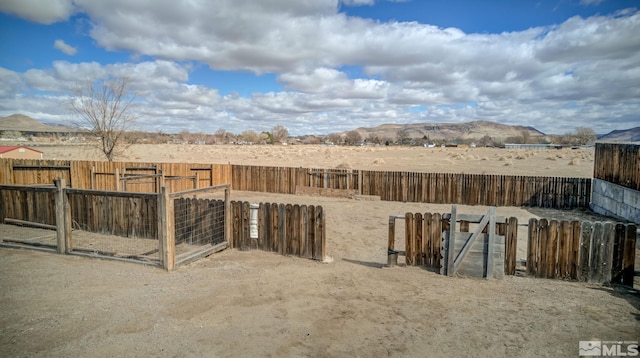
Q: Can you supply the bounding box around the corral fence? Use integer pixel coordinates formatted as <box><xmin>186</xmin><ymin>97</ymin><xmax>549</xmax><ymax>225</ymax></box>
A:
<box><xmin>390</xmin><ymin>207</ymin><xmax>636</xmax><ymax>287</ymax></box>
<box><xmin>527</xmin><ymin>218</ymin><xmax>636</xmax><ymax>286</ymax></box>
<box><xmin>389</xmin><ymin>206</ymin><xmax>518</xmax><ymax>277</ymax></box>
<box><xmin>229</xmin><ymin>201</ymin><xmax>326</xmax><ymax>261</ymax></box>
<box><xmin>1</xmin><ymin>158</ymin><xmax>590</xmax><ymax>209</ymax></box>
<box><xmin>0</xmin><ymin>179</ymin><xmax>327</xmax><ymax>268</ymax></box>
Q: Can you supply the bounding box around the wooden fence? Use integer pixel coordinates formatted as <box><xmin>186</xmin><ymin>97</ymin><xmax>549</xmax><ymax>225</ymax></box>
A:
<box><xmin>395</xmin><ymin>210</ymin><xmax>518</xmax><ymax>275</ymax></box>
<box><xmin>594</xmin><ymin>142</ymin><xmax>640</xmax><ymax>191</ymax></box>
<box><xmin>230</xmin><ymin>201</ymin><xmax>326</xmax><ymax>261</ymax></box>
<box><xmin>0</xmin><ymin>185</ymin><xmax>57</xmax><ymax>228</ymax></box>
<box><xmin>527</xmin><ymin>219</ymin><xmax>636</xmax><ymax>286</ymax></box>
<box><xmin>1</xmin><ymin>158</ymin><xmax>590</xmax><ymax>208</ymax></box>
<box><xmin>1</xmin><ymin>181</ymin><xmax>326</xmax><ymax>265</ymax></box>
<box><xmin>394</xmin><ymin>210</ymin><xmax>636</xmax><ymax>287</ymax></box>
<box><xmin>0</xmin><ymin>159</ymin><xmax>232</xmax><ymax>193</ymax></box>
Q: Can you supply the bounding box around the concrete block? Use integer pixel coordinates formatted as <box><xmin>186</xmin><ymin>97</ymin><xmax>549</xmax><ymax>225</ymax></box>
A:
<box><xmin>623</xmin><ymin>187</ymin><xmax>640</xmax><ymax>208</ymax></box>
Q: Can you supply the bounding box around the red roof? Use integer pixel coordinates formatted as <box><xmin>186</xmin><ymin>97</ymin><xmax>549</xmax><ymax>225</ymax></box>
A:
<box><xmin>0</xmin><ymin>145</ymin><xmax>43</xmax><ymax>154</ymax></box>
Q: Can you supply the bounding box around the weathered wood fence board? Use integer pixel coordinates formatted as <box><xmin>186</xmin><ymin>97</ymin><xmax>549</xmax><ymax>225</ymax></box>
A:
<box><xmin>0</xmin><ymin>159</ymin><xmax>232</xmax><ymax>194</ymax></box>
<box><xmin>594</xmin><ymin>143</ymin><xmax>640</xmax><ymax>191</ymax></box>
<box><xmin>399</xmin><ymin>209</ymin><xmax>517</xmax><ymax>276</ymax></box>
<box><xmin>1</xmin><ymin>158</ymin><xmax>590</xmax><ymax>208</ymax></box>
<box><xmin>0</xmin><ymin>185</ymin><xmax>57</xmax><ymax>226</ymax></box>
<box><xmin>230</xmin><ymin>201</ymin><xmax>325</xmax><ymax>261</ymax></box>
<box><xmin>527</xmin><ymin>218</ymin><xmax>636</xmax><ymax>286</ymax></box>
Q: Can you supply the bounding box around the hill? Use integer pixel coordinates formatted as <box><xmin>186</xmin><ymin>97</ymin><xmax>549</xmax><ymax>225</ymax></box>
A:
<box><xmin>597</xmin><ymin>127</ymin><xmax>640</xmax><ymax>143</ymax></box>
<box><xmin>0</xmin><ymin>114</ymin><xmax>69</xmax><ymax>133</ymax></box>
<box><xmin>335</xmin><ymin>120</ymin><xmax>546</xmax><ymax>143</ymax></box>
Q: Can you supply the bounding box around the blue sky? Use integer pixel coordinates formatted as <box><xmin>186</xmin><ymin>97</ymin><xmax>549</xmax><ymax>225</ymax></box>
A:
<box><xmin>0</xmin><ymin>0</ymin><xmax>639</xmax><ymax>136</ymax></box>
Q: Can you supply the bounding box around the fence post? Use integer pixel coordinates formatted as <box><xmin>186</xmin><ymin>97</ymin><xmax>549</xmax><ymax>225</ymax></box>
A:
<box><xmin>224</xmin><ymin>186</ymin><xmax>231</xmax><ymax>248</ymax></box>
<box><xmin>157</xmin><ymin>170</ymin><xmax>165</xmax><ymax>193</ymax></box>
<box><xmin>388</xmin><ymin>216</ymin><xmax>397</xmax><ymax>266</ymax></box>
<box><xmin>158</xmin><ymin>186</ymin><xmax>175</xmax><ymax>271</ymax></box>
<box><xmin>90</xmin><ymin>166</ymin><xmax>95</xmax><ymax>190</ymax></box>
<box><xmin>115</xmin><ymin>168</ymin><xmax>120</xmax><ymax>191</ymax></box>
<box><xmin>54</xmin><ymin>178</ymin><xmax>66</xmax><ymax>254</ymax></box>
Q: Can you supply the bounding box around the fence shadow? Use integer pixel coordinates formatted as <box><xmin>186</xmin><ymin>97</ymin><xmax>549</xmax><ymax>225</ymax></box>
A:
<box><xmin>588</xmin><ymin>285</ymin><xmax>640</xmax><ymax>321</ymax></box>
<box><xmin>342</xmin><ymin>258</ymin><xmax>386</xmax><ymax>269</ymax></box>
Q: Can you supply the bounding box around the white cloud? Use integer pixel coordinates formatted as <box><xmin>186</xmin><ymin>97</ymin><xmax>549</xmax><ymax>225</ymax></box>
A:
<box><xmin>0</xmin><ymin>0</ymin><xmax>73</xmax><ymax>24</ymax></box>
<box><xmin>1</xmin><ymin>1</ymin><xmax>639</xmax><ymax>135</ymax></box>
<box><xmin>54</xmin><ymin>39</ymin><xmax>77</xmax><ymax>55</ymax></box>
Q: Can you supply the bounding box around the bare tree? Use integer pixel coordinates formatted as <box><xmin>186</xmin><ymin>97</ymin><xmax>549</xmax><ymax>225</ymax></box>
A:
<box><xmin>240</xmin><ymin>130</ymin><xmax>259</xmax><ymax>144</ymax></box>
<box><xmin>521</xmin><ymin>130</ymin><xmax>531</xmax><ymax>144</ymax></box>
<box><xmin>272</xmin><ymin>125</ymin><xmax>289</xmax><ymax>143</ymax></box>
<box><xmin>345</xmin><ymin>130</ymin><xmax>363</xmax><ymax>146</ymax></box>
<box><xmin>326</xmin><ymin>133</ymin><xmax>342</xmax><ymax>145</ymax></box>
<box><xmin>574</xmin><ymin>127</ymin><xmax>597</xmax><ymax>145</ymax></box>
<box><xmin>70</xmin><ymin>77</ymin><xmax>137</xmax><ymax>161</ymax></box>
<box><xmin>396</xmin><ymin>129</ymin><xmax>411</xmax><ymax>145</ymax></box>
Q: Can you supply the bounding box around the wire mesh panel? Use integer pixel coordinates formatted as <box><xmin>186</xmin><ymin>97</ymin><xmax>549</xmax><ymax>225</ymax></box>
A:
<box><xmin>0</xmin><ymin>224</ymin><xmax>57</xmax><ymax>251</ymax></box>
<box><xmin>0</xmin><ymin>186</ymin><xmax>58</xmax><ymax>251</ymax></box>
<box><xmin>173</xmin><ymin>198</ymin><xmax>226</xmax><ymax>261</ymax></box>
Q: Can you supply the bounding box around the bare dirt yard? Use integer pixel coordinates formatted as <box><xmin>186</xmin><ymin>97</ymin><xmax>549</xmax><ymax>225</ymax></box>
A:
<box><xmin>1</xmin><ymin>144</ymin><xmax>638</xmax><ymax>357</ymax></box>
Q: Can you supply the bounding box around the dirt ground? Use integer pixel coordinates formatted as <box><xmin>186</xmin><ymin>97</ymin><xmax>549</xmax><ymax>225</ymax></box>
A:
<box><xmin>38</xmin><ymin>143</ymin><xmax>595</xmax><ymax>177</ymax></box>
<box><xmin>1</xmin><ymin>144</ymin><xmax>638</xmax><ymax>357</ymax></box>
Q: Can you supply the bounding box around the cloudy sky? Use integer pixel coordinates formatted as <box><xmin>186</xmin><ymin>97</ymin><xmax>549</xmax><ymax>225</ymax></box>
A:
<box><xmin>0</xmin><ymin>0</ymin><xmax>639</xmax><ymax>136</ymax></box>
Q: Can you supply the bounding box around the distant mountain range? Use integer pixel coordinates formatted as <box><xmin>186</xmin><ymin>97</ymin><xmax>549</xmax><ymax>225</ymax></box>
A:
<box><xmin>0</xmin><ymin>114</ymin><xmax>73</xmax><ymax>133</ymax></box>
<box><xmin>597</xmin><ymin>127</ymin><xmax>640</xmax><ymax>143</ymax></box>
<box><xmin>1</xmin><ymin>113</ymin><xmax>638</xmax><ymax>143</ymax></box>
<box><xmin>334</xmin><ymin>120</ymin><xmax>546</xmax><ymax>143</ymax></box>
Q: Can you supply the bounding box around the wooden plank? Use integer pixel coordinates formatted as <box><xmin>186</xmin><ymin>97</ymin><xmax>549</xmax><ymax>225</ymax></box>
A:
<box><xmin>415</xmin><ymin>213</ymin><xmax>423</xmax><ymax>265</ymax></box>
<box><xmin>611</xmin><ymin>223</ymin><xmax>626</xmax><ymax>284</ymax></box>
<box><xmin>285</xmin><ymin>204</ymin><xmax>293</xmax><ymax>255</ymax></box>
<box><xmin>547</xmin><ymin>220</ymin><xmax>559</xmax><ymax>279</ymax></box>
<box><xmin>299</xmin><ymin>205</ymin><xmax>309</xmax><ymax>258</ymax></box>
<box><xmin>622</xmin><ymin>224</ymin><xmax>636</xmax><ymax>287</ymax></box>
<box><xmin>588</xmin><ymin>222</ymin><xmax>605</xmax><ymax>283</ymax></box>
<box><xmin>405</xmin><ymin>212</ymin><xmax>415</xmax><ymax>266</ymax></box>
<box><xmin>388</xmin><ymin>215</ymin><xmax>396</xmax><ymax>255</ymax></box>
<box><xmin>278</xmin><ymin>204</ymin><xmax>286</xmax><ymax>255</ymax></box>
<box><xmin>270</xmin><ymin>203</ymin><xmax>279</xmax><ymax>253</ymax></box>
<box><xmin>505</xmin><ymin>217</ymin><xmax>518</xmax><ymax>275</ymax></box>
<box><xmin>292</xmin><ymin>204</ymin><xmax>301</xmax><ymax>256</ymax></box>
<box><xmin>313</xmin><ymin>206</ymin><xmax>325</xmax><ymax>261</ymax></box>
<box><xmin>569</xmin><ymin>220</ymin><xmax>581</xmax><ymax>279</ymax></box>
<box><xmin>558</xmin><ymin>221</ymin><xmax>571</xmax><ymax>279</ymax></box>
<box><xmin>446</xmin><ymin>205</ymin><xmax>457</xmax><ymax>276</ymax></box>
<box><xmin>601</xmin><ymin>222</ymin><xmax>615</xmax><ymax>284</ymax></box>
<box><xmin>304</xmin><ymin>205</ymin><xmax>314</xmax><ymax>259</ymax></box>
<box><xmin>486</xmin><ymin>207</ymin><xmax>496</xmax><ymax>279</ymax></box>
<box><xmin>537</xmin><ymin>219</ymin><xmax>549</xmax><ymax>279</ymax></box>
<box><xmin>434</xmin><ymin>213</ymin><xmax>444</xmax><ymax>269</ymax></box>
<box><xmin>577</xmin><ymin>221</ymin><xmax>593</xmax><ymax>282</ymax></box>
<box><xmin>423</xmin><ymin>213</ymin><xmax>432</xmax><ymax>267</ymax></box>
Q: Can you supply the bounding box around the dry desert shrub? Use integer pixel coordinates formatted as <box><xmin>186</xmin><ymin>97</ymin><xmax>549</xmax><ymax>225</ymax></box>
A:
<box><xmin>546</xmin><ymin>156</ymin><xmax>557</xmax><ymax>161</ymax></box>
<box><xmin>515</xmin><ymin>154</ymin><xmax>527</xmax><ymax>160</ymax></box>
<box><xmin>336</xmin><ymin>162</ymin><xmax>352</xmax><ymax>169</ymax></box>
<box><xmin>373</xmin><ymin>158</ymin><xmax>385</xmax><ymax>164</ymax></box>
<box><xmin>481</xmin><ymin>156</ymin><xmax>489</xmax><ymax>161</ymax></box>
<box><xmin>503</xmin><ymin>160</ymin><xmax>514</xmax><ymax>166</ymax></box>
<box><xmin>569</xmin><ymin>158</ymin><xmax>581</xmax><ymax>166</ymax></box>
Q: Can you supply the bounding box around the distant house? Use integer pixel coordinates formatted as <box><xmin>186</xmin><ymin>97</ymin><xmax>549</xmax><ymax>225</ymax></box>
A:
<box><xmin>0</xmin><ymin>146</ymin><xmax>43</xmax><ymax>159</ymax></box>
